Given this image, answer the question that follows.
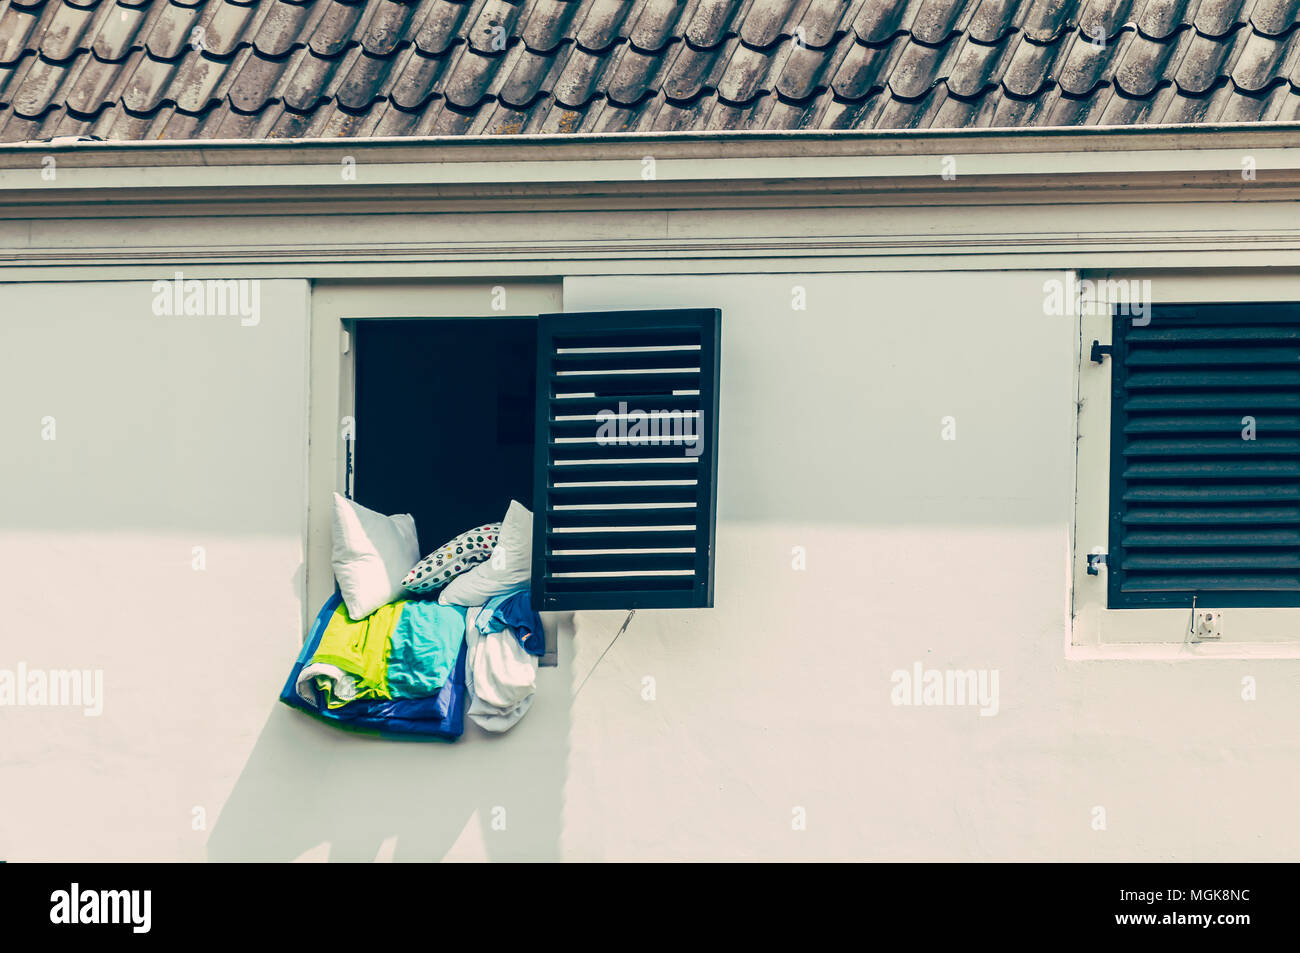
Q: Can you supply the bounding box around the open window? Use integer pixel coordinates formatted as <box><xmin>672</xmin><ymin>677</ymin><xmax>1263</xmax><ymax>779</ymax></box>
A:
<box><xmin>351</xmin><ymin>317</ymin><xmax>538</xmax><ymax>555</ymax></box>
<box><xmin>349</xmin><ymin>309</ymin><xmax>721</xmax><ymax>614</ymax></box>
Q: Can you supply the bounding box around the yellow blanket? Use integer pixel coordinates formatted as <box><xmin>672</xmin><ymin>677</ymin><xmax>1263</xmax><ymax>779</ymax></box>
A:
<box><xmin>308</xmin><ymin>601</ymin><xmax>403</xmax><ymax>708</ymax></box>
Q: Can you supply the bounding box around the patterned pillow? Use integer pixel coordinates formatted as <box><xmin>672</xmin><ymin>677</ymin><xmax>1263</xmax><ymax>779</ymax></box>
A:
<box><xmin>403</xmin><ymin>523</ymin><xmax>500</xmax><ymax>593</ymax></box>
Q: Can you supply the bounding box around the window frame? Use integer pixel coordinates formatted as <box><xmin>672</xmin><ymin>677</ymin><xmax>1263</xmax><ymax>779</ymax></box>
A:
<box><xmin>1071</xmin><ymin>272</ymin><xmax>1300</xmax><ymax>655</ymax></box>
<box><xmin>307</xmin><ymin>288</ymin><xmax>721</xmax><ymax>625</ymax></box>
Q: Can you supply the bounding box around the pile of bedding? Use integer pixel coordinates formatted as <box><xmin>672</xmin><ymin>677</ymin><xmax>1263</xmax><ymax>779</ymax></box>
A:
<box><xmin>280</xmin><ymin>593</ymin><xmax>470</xmax><ymax>739</ymax></box>
<box><xmin>279</xmin><ymin>494</ymin><xmax>545</xmax><ymax>741</ymax></box>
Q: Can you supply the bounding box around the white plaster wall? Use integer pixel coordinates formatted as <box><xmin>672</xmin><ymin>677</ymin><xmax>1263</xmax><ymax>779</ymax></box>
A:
<box><xmin>0</xmin><ymin>280</ymin><xmax>309</xmax><ymax>861</ymax></box>
<box><xmin>4</xmin><ymin>271</ymin><xmax>1298</xmax><ymax>862</ymax></box>
<box><xmin>559</xmin><ymin>273</ymin><xmax>1300</xmax><ymax>861</ymax></box>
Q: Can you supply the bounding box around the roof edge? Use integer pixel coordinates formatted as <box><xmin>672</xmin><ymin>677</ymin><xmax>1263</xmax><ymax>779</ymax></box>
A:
<box><xmin>0</xmin><ymin>124</ymin><xmax>1295</xmax><ymax>195</ymax></box>
<box><xmin>1</xmin><ymin>123</ymin><xmax>1298</xmax><ymax>165</ymax></box>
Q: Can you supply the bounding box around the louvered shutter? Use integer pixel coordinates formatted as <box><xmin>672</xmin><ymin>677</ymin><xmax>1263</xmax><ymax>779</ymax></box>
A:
<box><xmin>532</xmin><ymin>309</ymin><xmax>721</xmax><ymax>610</ymax></box>
<box><xmin>1108</xmin><ymin>303</ymin><xmax>1300</xmax><ymax>608</ymax></box>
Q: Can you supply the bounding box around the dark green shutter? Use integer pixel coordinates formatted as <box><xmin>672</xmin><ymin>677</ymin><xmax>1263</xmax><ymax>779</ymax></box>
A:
<box><xmin>1108</xmin><ymin>303</ymin><xmax>1300</xmax><ymax>608</ymax></box>
<box><xmin>532</xmin><ymin>309</ymin><xmax>721</xmax><ymax>610</ymax></box>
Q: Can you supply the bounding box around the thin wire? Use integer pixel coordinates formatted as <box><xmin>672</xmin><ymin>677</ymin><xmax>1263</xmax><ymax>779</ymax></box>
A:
<box><xmin>573</xmin><ymin>609</ymin><xmax>635</xmax><ymax>699</ymax></box>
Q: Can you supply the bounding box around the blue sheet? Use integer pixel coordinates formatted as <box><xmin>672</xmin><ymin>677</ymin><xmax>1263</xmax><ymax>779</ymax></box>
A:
<box><xmin>279</xmin><ymin>592</ymin><xmax>467</xmax><ymax>741</ymax></box>
<box><xmin>478</xmin><ymin>588</ymin><xmax>546</xmax><ymax>657</ymax></box>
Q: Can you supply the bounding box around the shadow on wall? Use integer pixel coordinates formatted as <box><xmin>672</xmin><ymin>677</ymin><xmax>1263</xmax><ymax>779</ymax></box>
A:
<box><xmin>207</xmin><ymin>617</ymin><xmax>576</xmax><ymax>862</ymax></box>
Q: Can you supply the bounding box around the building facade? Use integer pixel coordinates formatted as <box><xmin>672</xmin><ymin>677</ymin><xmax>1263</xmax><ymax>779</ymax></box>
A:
<box><xmin>3</xmin><ymin>0</ymin><xmax>1300</xmax><ymax>861</ymax></box>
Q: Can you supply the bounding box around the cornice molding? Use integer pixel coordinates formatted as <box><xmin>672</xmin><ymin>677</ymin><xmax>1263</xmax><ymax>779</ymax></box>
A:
<box><xmin>2</xmin><ymin>125</ymin><xmax>1300</xmax><ymax>167</ymax></box>
<box><xmin>5</xmin><ymin>231</ymin><xmax>1300</xmax><ymax>274</ymax></box>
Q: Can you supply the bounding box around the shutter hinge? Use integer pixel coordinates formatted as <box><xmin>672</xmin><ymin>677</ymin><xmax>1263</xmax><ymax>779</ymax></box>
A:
<box><xmin>1089</xmin><ymin>340</ymin><xmax>1113</xmax><ymax>363</ymax></box>
<box><xmin>1086</xmin><ymin>552</ymin><xmax>1107</xmax><ymax>575</ymax></box>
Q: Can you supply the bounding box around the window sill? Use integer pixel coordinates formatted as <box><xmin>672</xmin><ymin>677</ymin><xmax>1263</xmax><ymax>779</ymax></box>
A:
<box><xmin>1072</xmin><ymin>597</ymin><xmax>1300</xmax><ymax>655</ymax></box>
<box><xmin>1066</xmin><ymin>639</ymin><xmax>1300</xmax><ymax>661</ymax></box>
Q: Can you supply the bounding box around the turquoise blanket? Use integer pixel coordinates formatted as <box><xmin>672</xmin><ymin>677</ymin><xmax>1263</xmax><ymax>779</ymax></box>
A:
<box><xmin>388</xmin><ymin>602</ymin><xmax>467</xmax><ymax>698</ymax></box>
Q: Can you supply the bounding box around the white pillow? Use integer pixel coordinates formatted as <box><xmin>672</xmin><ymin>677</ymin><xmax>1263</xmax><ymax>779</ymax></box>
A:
<box><xmin>331</xmin><ymin>493</ymin><xmax>420</xmax><ymax>620</ymax></box>
<box><xmin>439</xmin><ymin>500</ymin><xmax>532</xmax><ymax>606</ymax></box>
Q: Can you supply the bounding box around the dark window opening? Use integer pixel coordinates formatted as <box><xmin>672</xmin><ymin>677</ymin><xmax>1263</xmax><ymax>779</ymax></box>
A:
<box><xmin>353</xmin><ymin>318</ymin><xmax>536</xmax><ymax>555</ymax></box>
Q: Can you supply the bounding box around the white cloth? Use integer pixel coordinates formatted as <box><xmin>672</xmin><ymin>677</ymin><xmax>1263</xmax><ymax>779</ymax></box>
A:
<box><xmin>463</xmin><ymin>606</ymin><xmax>537</xmax><ymax>733</ymax></box>
<box><xmin>468</xmin><ymin>693</ymin><xmax>534</xmax><ymax>733</ymax></box>
<box><xmin>295</xmin><ymin>662</ymin><xmax>356</xmax><ymax>706</ymax></box>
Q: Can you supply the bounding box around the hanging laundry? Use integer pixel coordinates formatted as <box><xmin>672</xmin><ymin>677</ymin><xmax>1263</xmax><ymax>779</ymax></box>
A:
<box><xmin>299</xmin><ymin>600</ymin><xmax>401</xmax><ymax>708</ymax></box>
<box><xmin>282</xmin><ymin>593</ymin><xmax>470</xmax><ymax>741</ymax></box>
<box><xmin>387</xmin><ymin>602</ymin><xmax>467</xmax><ymax>698</ymax></box>
<box><xmin>295</xmin><ymin>599</ymin><xmax>465</xmax><ymax>709</ymax></box>
<box><xmin>464</xmin><ymin>606</ymin><xmax>537</xmax><ymax>733</ymax></box>
<box><xmin>477</xmin><ymin>588</ymin><xmax>546</xmax><ymax>658</ymax></box>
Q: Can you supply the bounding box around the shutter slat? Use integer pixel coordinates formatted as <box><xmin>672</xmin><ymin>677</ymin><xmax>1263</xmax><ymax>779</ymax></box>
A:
<box><xmin>544</xmin><ymin>575</ymin><xmax>697</xmax><ymax>592</ymax></box>
<box><xmin>1122</xmin><ymin>575</ymin><xmax>1300</xmax><ymax>591</ymax></box>
<box><xmin>1129</xmin><ymin>327</ymin><xmax>1300</xmax><ymax>343</ymax></box>
<box><xmin>552</xmin><ymin>393</ymin><xmax>704</xmax><ymax>415</ymax></box>
<box><xmin>545</xmin><ymin>552</ymin><xmax>698</xmax><ymax>573</ymax></box>
<box><xmin>1125</xmin><ymin>416</ymin><xmax>1300</xmax><ymax>434</ymax></box>
<box><xmin>1125</xmin><ymin>347</ymin><xmax>1300</xmax><ymax>367</ymax></box>
<box><xmin>551</xmin><ymin>371</ymin><xmax>701</xmax><ymax>396</ymax></box>
<box><xmin>550</xmin><ymin>442</ymin><xmax>704</xmax><ymax>461</ymax></box>
<box><xmin>550</xmin><ymin>461</ymin><xmax>699</xmax><ymax>482</ymax></box>
<box><xmin>1122</xmin><ymin>438</ymin><xmax>1300</xmax><ymax>455</ymax></box>
<box><xmin>1122</xmin><ymin>530</ymin><xmax>1300</xmax><ymax>547</ymax></box>
<box><xmin>1123</xmin><ymin>506</ymin><xmax>1300</xmax><ymax>524</ymax></box>
<box><xmin>1124</xmin><ymin>461</ymin><xmax>1300</xmax><ymax>479</ymax></box>
<box><xmin>1109</xmin><ymin>303</ymin><xmax>1300</xmax><ymax>607</ymax></box>
<box><xmin>548</xmin><ymin>530</ymin><xmax>698</xmax><ymax>550</ymax></box>
<box><xmin>1126</xmin><ymin>370</ymin><xmax>1300</xmax><ymax>389</ymax></box>
<box><xmin>1125</xmin><ymin>392</ymin><xmax>1300</xmax><ymax>411</ymax></box>
<box><xmin>554</xmin><ymin>329</ymin><xmax>701</xmax><ymax>349</ymax></box>
<box><xmin>548</xmin><ymin>483</ymin><xmax>699</xmax><ymax>504</ymax></box>
<box><xmin>1134</xmin><ymin>308</ymin><xmax>1300</xmax><ymax>325</ymax></box>
<box><xmin>548</xmin><ymin>506</ymin><xmax>696</xmax><ymax>528</ymax></box>
<box><xmin>1122</xmin><ymin>483</ymin><xmax>1300</xmax><ymax>502</ymax></box>
<box><xmin>553</xmin><ymin>350</ymin><xmax>702</xmax><ymax>372</ymax></box>
<box><xmin>534</xmin><ymin>309</ymin><xmax>720</xmax><ymax>610</ymax></box>
<box><xmin>550</xmin><ymin>415</ymin><xmax>703</xmax><ymax>438</ymax></box>
<box><xmin>1124</xmin><ymin>552</ymin><xmax>1300</xmax><ymax>570</ymax></box>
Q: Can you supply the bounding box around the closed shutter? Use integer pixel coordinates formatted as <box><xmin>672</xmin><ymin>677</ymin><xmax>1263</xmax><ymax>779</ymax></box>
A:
<box><xmin>1109</xmin><ymin>303</ymin><xmax>1300</xmax><ymax>608</ymax></box>
<box><xmin>532</xmin><ymin>309</ymin><xmax>720</xmax><ymax>610</ymax></box>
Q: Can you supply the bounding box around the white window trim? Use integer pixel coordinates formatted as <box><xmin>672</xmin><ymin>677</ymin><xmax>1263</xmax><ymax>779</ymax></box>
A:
<box><xmin>1069</xmin><ymin>269</ymin><xmax>1300</xmax><ymax>660</ymax></box>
